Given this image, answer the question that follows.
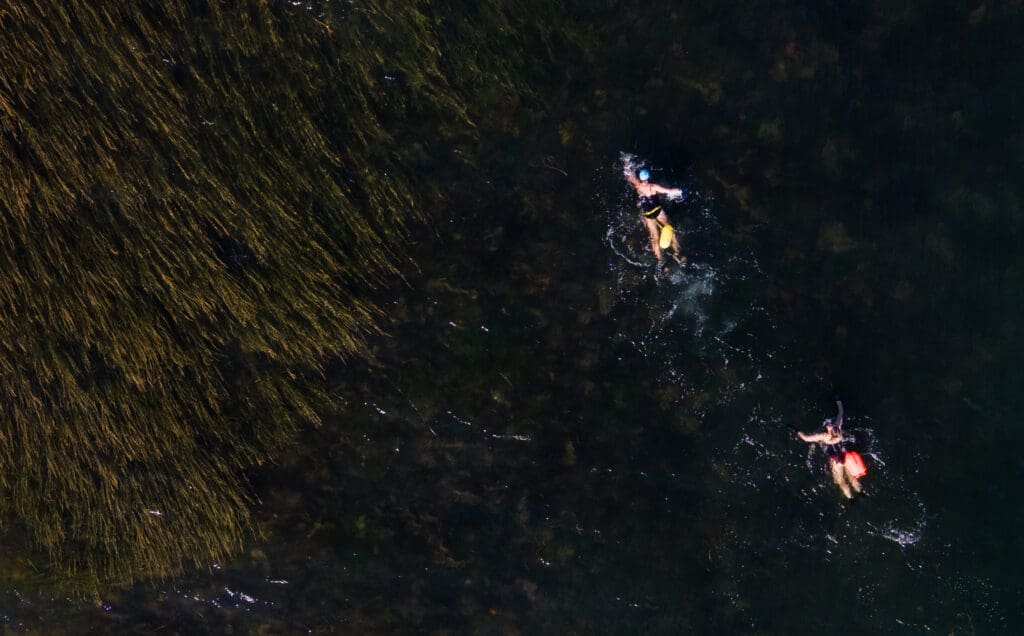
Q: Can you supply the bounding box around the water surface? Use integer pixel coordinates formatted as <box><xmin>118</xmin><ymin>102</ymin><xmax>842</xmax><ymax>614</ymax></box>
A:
<box><xmin>2</xmin><ymin>1</ymin><xmax>1022</xmax><ymax>633</ymax></box>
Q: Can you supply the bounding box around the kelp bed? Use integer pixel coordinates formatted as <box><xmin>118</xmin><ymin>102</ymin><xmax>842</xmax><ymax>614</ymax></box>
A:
<box><xmin>0</xmin><ymin>0</ymin><xmax>558</xmax><ymax>588</ymax></box>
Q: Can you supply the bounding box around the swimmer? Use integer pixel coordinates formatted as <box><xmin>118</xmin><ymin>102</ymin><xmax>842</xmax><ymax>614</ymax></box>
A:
<box><xmin>796</xmin><ymin>400</ymin><xmax>863</xmax><ymax>499</ymax></box>
<box><xmin>622</xmin><ymin>159</ymin><xmax>687</xmax><ymax>269</ymax></box>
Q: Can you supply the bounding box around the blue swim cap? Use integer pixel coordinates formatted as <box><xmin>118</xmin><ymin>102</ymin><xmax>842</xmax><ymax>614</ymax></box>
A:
<box><xmin>638</xmin><ymin>168</ymin><xmax>650</xmax><ymax>181</ymax></box>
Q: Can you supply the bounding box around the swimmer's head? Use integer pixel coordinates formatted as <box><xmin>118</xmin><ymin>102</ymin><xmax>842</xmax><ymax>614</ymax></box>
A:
<box><xmin>638</xmin><ymin>168</ymin><xmax>650</xmax><ymax>182</ymax></box>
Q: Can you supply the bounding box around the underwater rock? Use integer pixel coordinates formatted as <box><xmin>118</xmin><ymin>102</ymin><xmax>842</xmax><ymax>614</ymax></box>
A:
<box><xmin>597</xmin><ymin>285</ymin><xmax>615</xmax><ymax>315</ymax></box>
<box><xmin>677</xmin><ymin>415</ymin><xmax>701</xmax><ymax>435</ymax></box>
<box><xmin>968</xmin><ymin>3</ymin><xmax>988</xmax><ymax>24</ymax></box>
<box><xmin>564</xmin><ymin>441</ymin><xmax>577</xmax><ymax>467</ymax></box>
<box><xmin>757</xmin><ymin>119</ymin><xmax>783</xmax><ymax>144</ymax></box>
<box><xmin>817</xmin><ymin>222</ymin><xmax>858</xmax><ymax>253</ymax></box>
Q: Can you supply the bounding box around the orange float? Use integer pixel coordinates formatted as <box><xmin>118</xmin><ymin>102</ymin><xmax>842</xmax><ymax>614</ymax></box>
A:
<box><xmin>844</xmin><ymin>451</ymin><xmax>867</xmax><ymax>478</ymax></box>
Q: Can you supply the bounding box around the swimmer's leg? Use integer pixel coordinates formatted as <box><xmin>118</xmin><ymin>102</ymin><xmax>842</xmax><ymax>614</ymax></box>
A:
<box><xmin>642</xmin><ymin>216</ymin><xmax>664</xmax><ymax>262</ymax></box>
<box><xmin>847</xmin><ymin>471</ymin><xmax>862</xmax><ymax>494</ymax></box>
<box><xmin>831</xmin><ymin>461</ymin><xmax>853</xmax><ymax>499</ymax></box>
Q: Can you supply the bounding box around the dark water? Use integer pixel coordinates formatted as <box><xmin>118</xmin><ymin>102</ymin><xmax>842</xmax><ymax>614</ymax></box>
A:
<box><xmin>3</xmin><ymin>1</ymin><xmax>1023</xmax><ymax>633</ymax></box>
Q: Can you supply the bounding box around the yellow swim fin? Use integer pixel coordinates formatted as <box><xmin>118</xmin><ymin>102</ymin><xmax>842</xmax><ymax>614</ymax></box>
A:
<box><xmin>659</xmin><ymin>224</ymin><xmax>674</xmax><ymax>250</ymax></box>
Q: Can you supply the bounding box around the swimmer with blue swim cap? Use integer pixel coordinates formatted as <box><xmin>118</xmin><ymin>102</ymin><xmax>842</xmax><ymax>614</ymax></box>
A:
<box><xmin>622</xmin><ymin>158</ymin><xmax>687</xmax><ymax>269</ymax></box>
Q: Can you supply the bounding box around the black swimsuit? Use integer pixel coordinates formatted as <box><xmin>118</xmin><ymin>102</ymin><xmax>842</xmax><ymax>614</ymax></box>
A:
<box><xmin>638</xmin><ymin>195</ymin><xmax>662</xmax><ymax>217</ymax></box>
<box><xmin>824</xmin><ymin>441</ymin><xmax>846</xmax><ymax>463</ymax></box>
<box><xmin>825</xmin><ymin>405</ymin><xmax>846</xmax><ymax>462</ymax></box>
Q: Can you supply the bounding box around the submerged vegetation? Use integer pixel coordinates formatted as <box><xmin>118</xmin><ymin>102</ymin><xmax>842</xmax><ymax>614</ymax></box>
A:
<box><xmin>0</xmin><ymin>1</ymin><xmax>563</xmax><ymax>587</ymax></box>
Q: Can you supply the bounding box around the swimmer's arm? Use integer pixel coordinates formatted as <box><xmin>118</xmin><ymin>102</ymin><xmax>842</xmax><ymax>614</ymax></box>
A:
<box><xmin>797</xmin><ymin>431</ymin><xmax>826</xmax><ymax>443</ymax></box>
<box><xmin>649</xmin><ymin>184</ymin><xmax>684</xmax><ymax>197</ymax></box>
<box><xmin>650</xmin><ymin>184</ymin><xmax>686</xmax><ymax>200</ymax></box>
<box><xmin>834</xmin><ymin>400</ymin><xmax>844</xmax><ymax>430</ymax></box>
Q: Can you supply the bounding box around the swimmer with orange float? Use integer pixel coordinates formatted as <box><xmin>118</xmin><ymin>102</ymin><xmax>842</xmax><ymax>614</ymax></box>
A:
<box><xmin>796</xmin><ymin>400</ymin><xmax>868</xmax><ymax>499</ymax></box>
<box><xmin>622</xmin><ymin>158</ymin><xmax>687</xmax><ymax>269</ymax></box>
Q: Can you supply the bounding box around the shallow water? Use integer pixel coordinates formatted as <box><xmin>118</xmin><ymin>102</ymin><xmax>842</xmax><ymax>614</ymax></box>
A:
<box><xmin>3</xmin><ymin>1</ymin><xmax>1023</xmax><ymax>633</ymax></box>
